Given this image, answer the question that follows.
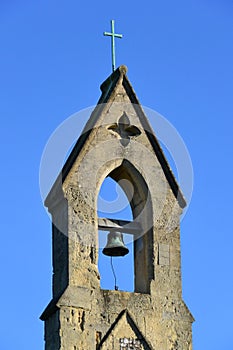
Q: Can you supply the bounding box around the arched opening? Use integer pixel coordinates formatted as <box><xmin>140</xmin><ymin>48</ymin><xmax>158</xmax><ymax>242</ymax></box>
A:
<box><xmin>98</xmin><ymin>177</ymin><xmax>134</xmax><ymax>292</ymax></box>
<box><xmin>97</xmin><ymin>160</ymin><xmax>154</xmax><ymax>294</ymax></box>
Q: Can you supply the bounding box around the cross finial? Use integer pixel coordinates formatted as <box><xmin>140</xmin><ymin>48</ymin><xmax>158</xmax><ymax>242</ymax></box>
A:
<box><xmin>104</xmin><ymin>20</ymin><xmax>123</xmax><ymax>72</ymax></box>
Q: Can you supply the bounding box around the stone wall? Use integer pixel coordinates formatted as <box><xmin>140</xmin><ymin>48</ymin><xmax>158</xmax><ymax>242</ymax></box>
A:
<box><xmin>41</xmin><ymin>66</ymin><xmax>193</xmax><ymax>349</ymax></box>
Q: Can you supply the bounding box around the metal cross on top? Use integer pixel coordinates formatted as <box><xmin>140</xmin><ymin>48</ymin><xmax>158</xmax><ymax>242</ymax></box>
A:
<box><xmin>104</xmin><ymin>20</ymin><xmax>123</xmax><ymax>72</ymax></box>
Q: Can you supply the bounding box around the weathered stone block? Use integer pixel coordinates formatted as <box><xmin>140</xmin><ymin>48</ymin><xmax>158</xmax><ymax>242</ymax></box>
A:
<box><xmin>41</xmin><ymin>66</ymin><xmax>193</xmax><ymax>350</ymax></box>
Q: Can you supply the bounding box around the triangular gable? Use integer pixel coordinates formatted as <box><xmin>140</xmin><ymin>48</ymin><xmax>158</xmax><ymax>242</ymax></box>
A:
<box><xmin>45</xmin><ymin>65</ymin><xmax>186</xmax><ymax>208</ymax></box>
<box><xmin>97</xmin><ymin>309</ymin><xmax>152</xmax><ymax>350</ymax></box>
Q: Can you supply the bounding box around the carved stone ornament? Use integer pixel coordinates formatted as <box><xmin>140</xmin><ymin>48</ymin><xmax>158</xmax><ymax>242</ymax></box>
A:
<box><xmin>108</xmin><ymin>112</ymin><xmax>141</xmax><ymax>147</ymax></box>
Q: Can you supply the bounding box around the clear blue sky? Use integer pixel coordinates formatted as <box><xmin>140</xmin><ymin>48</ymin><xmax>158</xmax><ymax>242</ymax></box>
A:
<box><xmin>1</xmin><ymin>1</ymin><xmax>233</xmax><ymax>349</ymax></box>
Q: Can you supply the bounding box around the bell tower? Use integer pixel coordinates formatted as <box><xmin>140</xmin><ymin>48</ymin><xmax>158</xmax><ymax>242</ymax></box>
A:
<box><xmin>41</xmin><ymin>65</ymin><xmax>194</xmax><ymax>349</ymax></box>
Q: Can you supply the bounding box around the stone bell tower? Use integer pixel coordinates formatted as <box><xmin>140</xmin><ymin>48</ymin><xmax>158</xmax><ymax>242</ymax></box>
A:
<box><xmin>41</xmin><ymin>65</ymin><xmax>194</xmax><ymax>349</ymax></box>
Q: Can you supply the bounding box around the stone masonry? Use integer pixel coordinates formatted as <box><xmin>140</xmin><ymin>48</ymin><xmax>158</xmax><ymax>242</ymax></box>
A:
<box><xmin>40</xmin><ymin>65</ymin><xmax>194</xmax><ymax>350</ymax></box>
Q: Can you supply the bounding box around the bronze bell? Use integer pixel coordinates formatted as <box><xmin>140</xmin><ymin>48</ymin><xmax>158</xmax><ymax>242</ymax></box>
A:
<box><xmin>103</xmin><ymin>231</ymin><xmax>129</xmax><ymax>257</ymax></box>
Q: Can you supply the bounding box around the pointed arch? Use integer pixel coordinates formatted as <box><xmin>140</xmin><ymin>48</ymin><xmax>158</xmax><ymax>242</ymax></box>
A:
<box><xmin>97</xmin><ymin>159</ymin><xmax>154</xmax><ymax>294</ymax></box>
<box><xmin>98</xmin><ymin>177</ymin><xmax>134</xmax><ymax>291</ymax></box>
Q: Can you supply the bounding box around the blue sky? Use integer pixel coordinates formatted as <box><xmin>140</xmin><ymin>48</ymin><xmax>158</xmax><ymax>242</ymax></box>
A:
<box><xmin>1</xmin><ymin>1</ymin><xmax>233</xmax><ymax>349</ymax></box>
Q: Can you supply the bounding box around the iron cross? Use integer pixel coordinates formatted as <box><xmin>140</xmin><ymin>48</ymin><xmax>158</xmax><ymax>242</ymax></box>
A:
<box><xmin>104</xmin><ymin>20</ymin><xmax>123</xmax><ymax>72</ymax></box>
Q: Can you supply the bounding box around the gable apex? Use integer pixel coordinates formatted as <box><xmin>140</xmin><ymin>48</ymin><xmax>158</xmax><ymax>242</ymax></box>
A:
<box><xmin>97</xmin><ymin>309</ymin><xmax>152</xmax><ymax>350</ymax></box>
<box><xmin>45</xmin><ymin>65</ymin><xmax>186</xmax><ymax>209</ymax></box>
